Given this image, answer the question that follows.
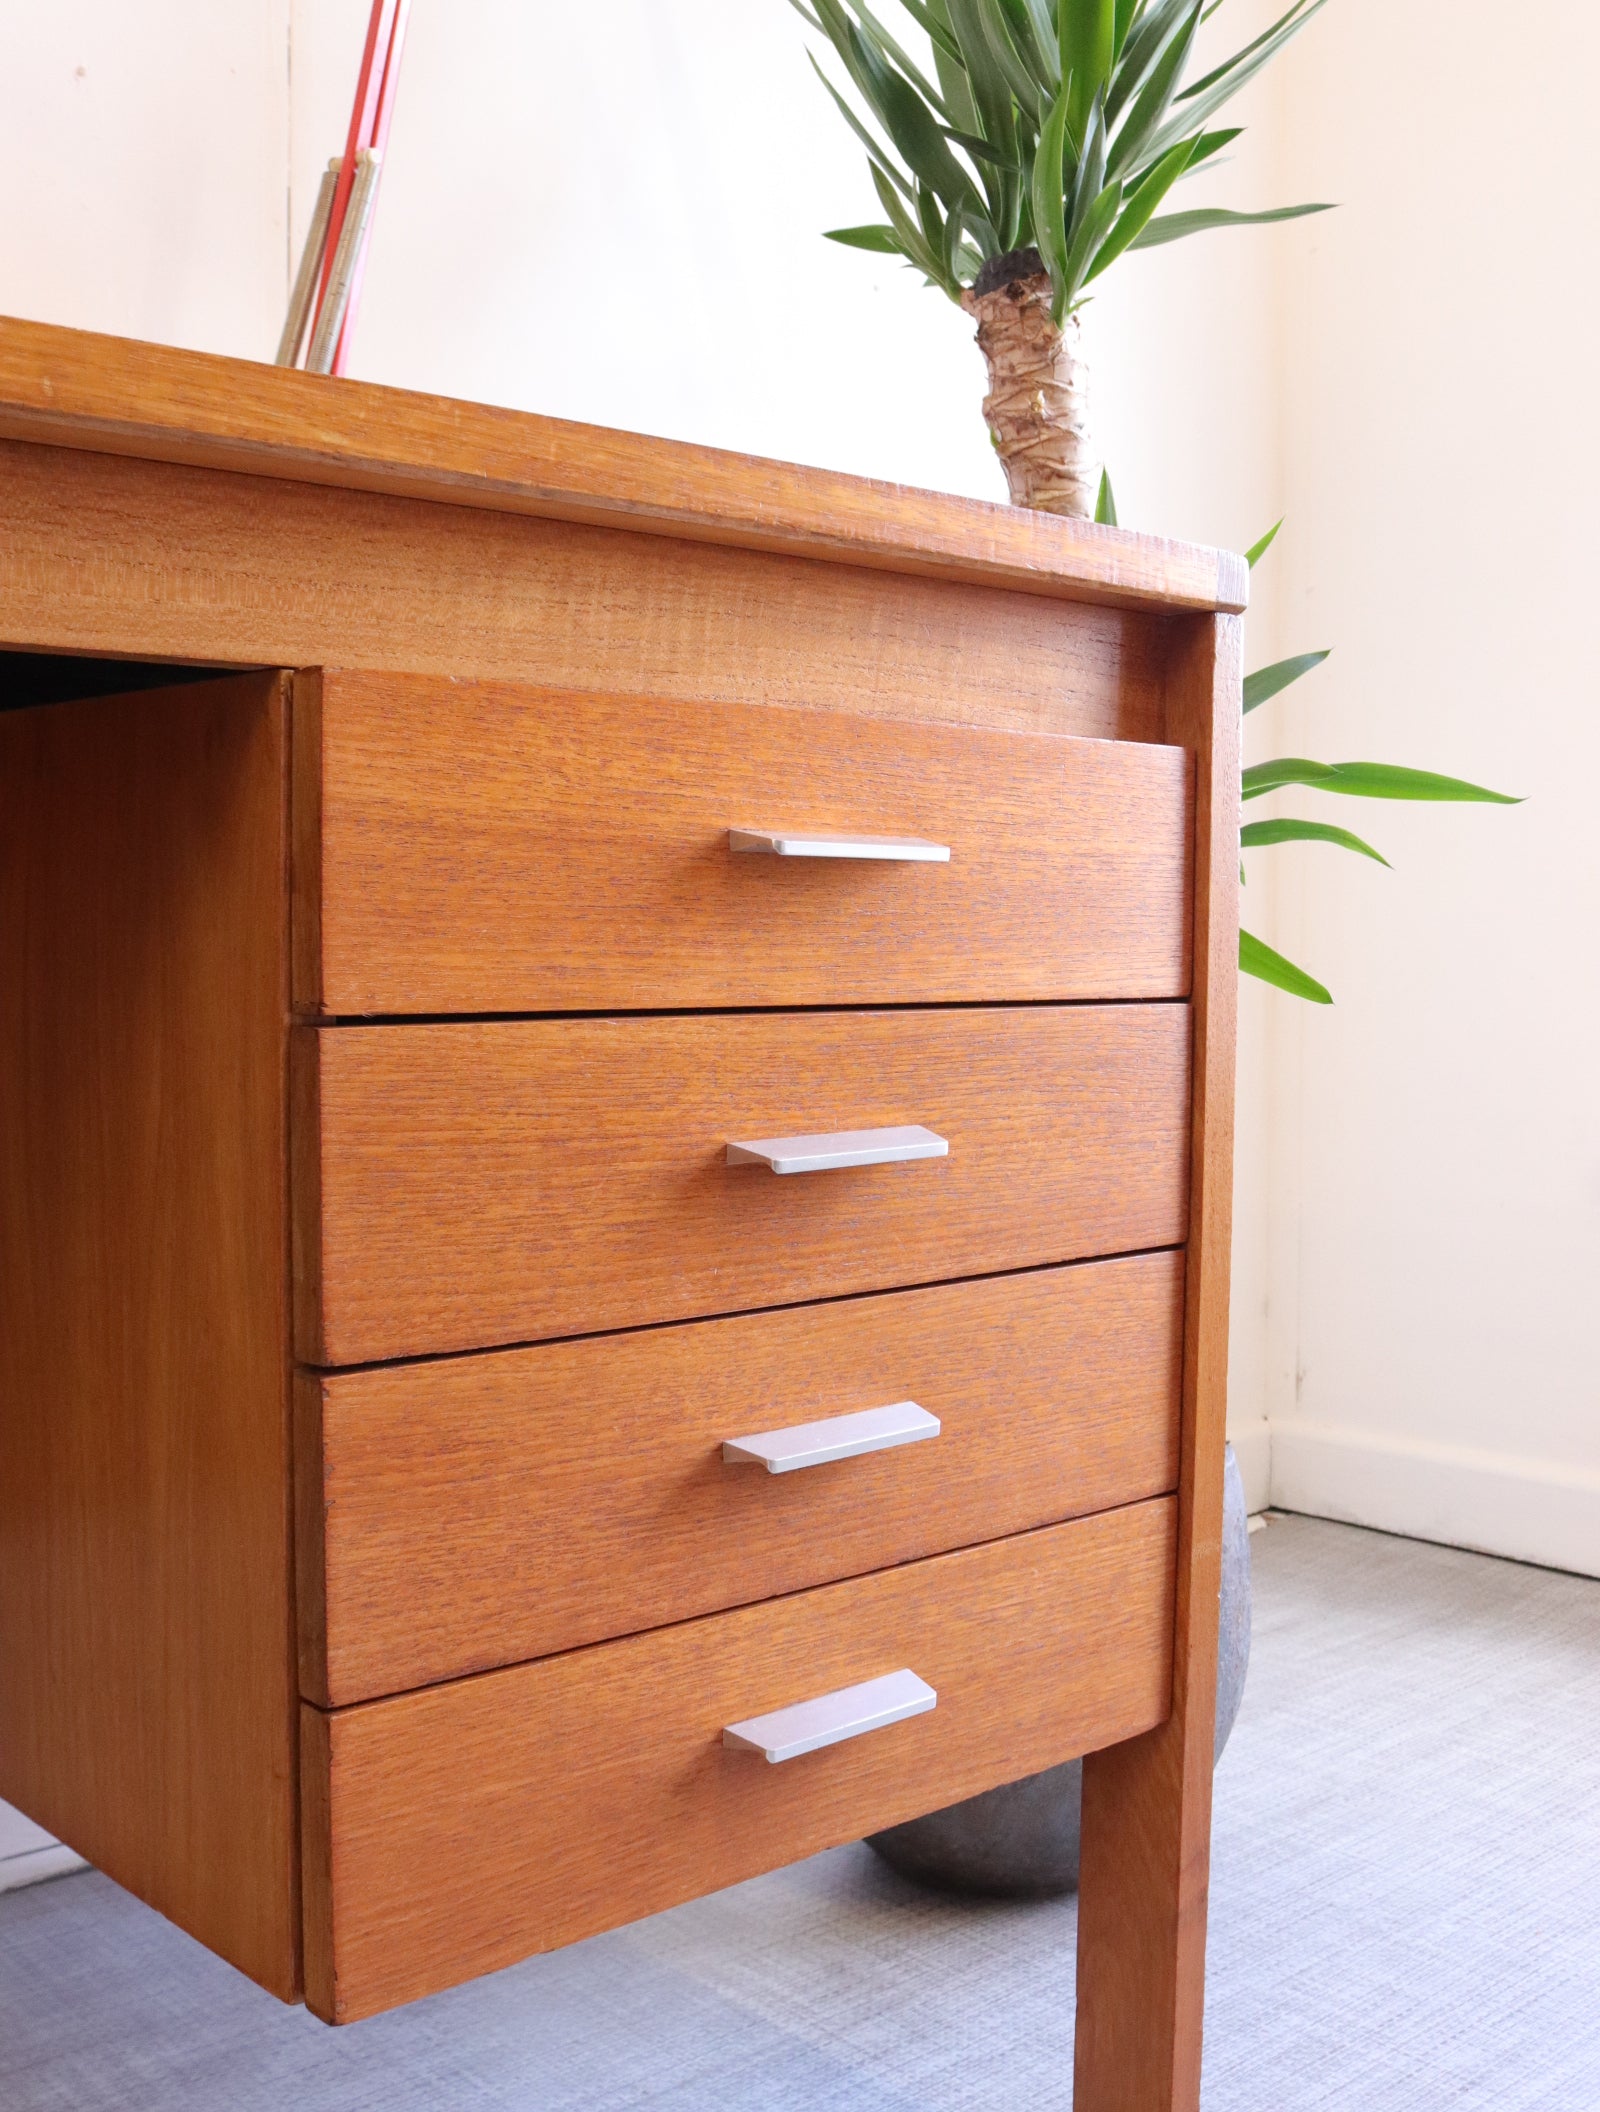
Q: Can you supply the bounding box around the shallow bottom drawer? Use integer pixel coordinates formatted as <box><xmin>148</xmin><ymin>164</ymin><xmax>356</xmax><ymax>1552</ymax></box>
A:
<box><xmin>300</xmin><ymin>1498</ymin><xmax>1176</xmax><ymax>2022</ymax></box>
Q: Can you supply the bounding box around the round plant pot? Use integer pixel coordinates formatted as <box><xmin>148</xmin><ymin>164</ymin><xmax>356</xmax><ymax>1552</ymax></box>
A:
<box><xmin>866</xmin><ymin>1443</ymin><xmax>1252</xmax><ymax>1899</ymax></box>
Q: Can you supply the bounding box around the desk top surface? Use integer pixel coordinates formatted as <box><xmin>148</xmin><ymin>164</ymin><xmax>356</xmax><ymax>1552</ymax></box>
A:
<box><xmin>0</xmin><ymin>316</ymin><xmax>1245</xmax><ymax>620</ymax></box>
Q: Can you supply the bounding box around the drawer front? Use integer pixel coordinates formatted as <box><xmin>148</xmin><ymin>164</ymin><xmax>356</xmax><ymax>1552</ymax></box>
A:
<box><xmin>295</xmin><ymin>1004</ymin><xmax>1190</xmax><ymax>1365</ymax></box>
<box><xmin>294</xmin><ymin>672</ymin><xmax>1192</xmax><ymax>1015</ymax></box>
<box><xmin>301</xmin><ymin>1499</ymin><xmax>1176</xmax><ymax>2022</ymax></box>
<box><xmin>299</xmin><ymin>1252</ymin><xmax>1184</xmax><ymax>1705</ymax></box>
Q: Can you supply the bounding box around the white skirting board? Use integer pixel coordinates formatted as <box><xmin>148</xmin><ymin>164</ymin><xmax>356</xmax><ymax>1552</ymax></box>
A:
<box><xmin>0</xmin><ymin>1799</ymin><xmax>86</xmax><ymax>1892</ymax></box>
<box><xmin>1268</xmin><ymin>1418</ymin><xmax>1600</xmax><ymax>1581</ymax></box>
<box><xmin>1225</xmin><ymin>1419</ymin><xmax>1273</xmax><ymax>1514</ymax></box>
<box><xmin>1</xmin><ymin>1841</ymin><xmax>87</xmax><ymax>1892</ymax></box>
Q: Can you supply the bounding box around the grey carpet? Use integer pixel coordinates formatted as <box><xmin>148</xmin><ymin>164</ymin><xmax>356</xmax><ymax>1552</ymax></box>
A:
<box><xmin>2</xmin><ymin>1515</ymin><xmax>1597</xmax><ymax>2110</ymax></box>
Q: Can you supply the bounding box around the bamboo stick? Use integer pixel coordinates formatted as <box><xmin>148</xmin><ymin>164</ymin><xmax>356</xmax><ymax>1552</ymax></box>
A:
<box><xmin>276</xmin><ymin>160</ymin><xmax>342</xmax><ymax>369</ymax></box>
<box><xmin>305</xmin><ymin>149</ymin><xmax>383</xmax><ymax>377</ymax></box>
<box><xmin>312</xmin><ymin>0</ymin><xmax>399</xmax><ymax>331</ymax></box>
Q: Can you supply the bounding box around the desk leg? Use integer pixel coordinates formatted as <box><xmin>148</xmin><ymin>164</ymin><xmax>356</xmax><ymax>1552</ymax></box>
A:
<box><xmin>1071</xmin><ymin>611</ymin><xmax>1239</xmax><ymax>2110</ymax></box>
<box><xmin>1071</xmin><ymin>1476</ymin><xmax>1223</xmax><ymax>2110</ymax></box>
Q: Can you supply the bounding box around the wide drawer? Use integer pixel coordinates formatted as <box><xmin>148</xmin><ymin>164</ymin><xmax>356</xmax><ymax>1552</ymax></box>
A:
<box><xmin>298</xmin><ymin>1252</ymin><xmax>1183</xmax><ymax>1705</ymax></box>
<box><xmin>300</xmin><ymin>1498</ymin><xmax>1176</xmax><ymax>2022</ymax></box>
<box><xmin>294</xmin><ymin>1004</ymin><xmax>1190</xmax><ymax>1364</ymax></box>
<box><xmin>292</xmin><ymin>672</ymin><xmax>1193</xmax><ymax>1015</ymax></box>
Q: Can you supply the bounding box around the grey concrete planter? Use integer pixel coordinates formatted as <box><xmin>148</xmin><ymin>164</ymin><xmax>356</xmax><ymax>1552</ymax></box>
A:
<box><xmin>867</xmin><ymin>1444</ymin><xmax>1252</xmax><ymax>1898</ymax></box>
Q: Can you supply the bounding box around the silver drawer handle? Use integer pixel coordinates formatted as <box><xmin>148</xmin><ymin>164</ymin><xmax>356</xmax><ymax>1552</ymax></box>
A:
<box><xmin>726</xmin><ymin>1124</ymin><xmax>948</xmax><ymax>1175</ymax></box>
<box><xmin>723</xmin><ymin>1400</ymin><xmax>940</xmax><ymax>1474</ymax></box>
<box><xmin>729</xmin><ymin>828</ymin><xmax>950</xmax><ymax>863</ymax></box>
<box><xmin>723</xmin><ymin>1668</ymin><xmax>937</xmax><ymax>1764</ymax></box>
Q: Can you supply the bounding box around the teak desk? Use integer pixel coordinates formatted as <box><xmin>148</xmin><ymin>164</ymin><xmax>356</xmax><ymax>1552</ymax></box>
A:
<box><xmin>0</xmin><ymin>317</ymin><xmax>1240</xmax><ymax>2101</ymax></box>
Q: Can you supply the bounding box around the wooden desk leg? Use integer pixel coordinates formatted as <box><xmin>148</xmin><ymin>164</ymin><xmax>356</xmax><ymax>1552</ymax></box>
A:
<box><xmin>1072</xmin><ymin>1449</ymin><xmax>1226</xmax><ymax>2110</ymax></box>
<box><xmin>1073</xmin><ymin>612</ymin><xmax>1239</xmax><ymax>2110</ymax></box>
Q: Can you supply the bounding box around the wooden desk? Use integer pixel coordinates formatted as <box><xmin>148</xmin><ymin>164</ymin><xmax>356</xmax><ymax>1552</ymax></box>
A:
<box><xmin>0</xmin><ymin>316</ymin><xmax>1239</xmax><ymax>2099</ymax></box>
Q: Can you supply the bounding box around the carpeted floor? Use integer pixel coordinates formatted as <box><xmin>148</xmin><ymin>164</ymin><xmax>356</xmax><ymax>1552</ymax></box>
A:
<box><xmin>2</xmin><ymin>1514</ymin><xmax>1597</xmax><ymax>2110</ymax></box>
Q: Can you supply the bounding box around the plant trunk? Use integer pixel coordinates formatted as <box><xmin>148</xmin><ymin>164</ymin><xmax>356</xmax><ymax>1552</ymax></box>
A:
<box><xmin>962</xmin><ymin>267</ymin><xmax>1096</xmax><ymax>520</ymax></box>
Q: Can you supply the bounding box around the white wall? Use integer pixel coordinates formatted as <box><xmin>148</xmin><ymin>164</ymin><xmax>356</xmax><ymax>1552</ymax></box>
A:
<box><xmin>1253</xmin><ymin>0</ymin><xmax>1600</xmax><ymax>1575</ymax></box>
<box><xmin>0</xmin><ymin>4</ymin><xmax>289</xmax><ymax>357</ymax></box>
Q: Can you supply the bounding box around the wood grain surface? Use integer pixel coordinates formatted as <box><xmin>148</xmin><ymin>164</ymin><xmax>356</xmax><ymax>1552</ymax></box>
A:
<box><xmin>301</xmin><ymin>1498</ymin><xmax>1177</xmax><ymax>2022</ymax></box>
<box><xmin>295</xmin><ymin>1004</ymin><xmax>1191</xmax><ymax>1366</ymax></box>
<box><xmin>1074</xmin><ymin>613</ymin><xmax>1242</xmax><ymax>2111</ymax></box>
<box><xmin>299</xmin><ymin>1252</ymin><xmax>1184</xmax><ymax>1705</ymax></box>
<box><xmin>0</xmin><ymin>315</ymin><xmax>1247</xmax><ymax>615</ymax></box>
<box><xmin>0</xmin><ymin>674</ymin><xmax>301</xmax><ymax>2001</ymax></box>
<box><xmin>295</xmin><ymin>671</ymin><xmax>1193</xmax><ymax>1017</ymax></box>
<box><xmin>0</xmin><ymin>441</ymin><xmax>1168</xmax><ymax>746</ymax></box>
<box><xmin>0</xmin><ymin>352</ymin><xmax>1245</xmax><ymax>2057</ymax></box>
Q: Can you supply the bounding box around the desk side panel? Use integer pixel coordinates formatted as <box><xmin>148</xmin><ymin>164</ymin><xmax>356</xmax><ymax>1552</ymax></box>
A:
<box><xmin>1073</xmin><ymin>612</ymin><xmax>1242</xmax><ymax>2111</ymax></box>
<box><xmin>0</xmin><ymin>673</ymin><xmax>299</xmax><ymax>2001</ymax></box>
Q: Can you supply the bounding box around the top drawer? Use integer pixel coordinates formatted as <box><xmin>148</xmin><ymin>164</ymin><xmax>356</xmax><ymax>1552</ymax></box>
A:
<box><xmin>292</xmin><ymin>671</ymin><xmax>1192</xmax><ymax>1016</ymax></box>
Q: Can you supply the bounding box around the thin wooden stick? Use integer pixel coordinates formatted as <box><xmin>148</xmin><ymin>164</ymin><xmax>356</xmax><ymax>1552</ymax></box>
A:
<box><xmin>305</xmin><ymin>149</ymin><xmax>383</xmax><ymax>377</ymax></box>
<box><xmin>276</xmin><ymin>161</ymin><xmax>342</xmax><ymax>369</ymax></box>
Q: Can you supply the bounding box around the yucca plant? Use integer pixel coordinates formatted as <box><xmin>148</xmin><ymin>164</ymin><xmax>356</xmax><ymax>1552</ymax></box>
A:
<box><xmin>793</xmin><ymin>0</ymin><xmax>1333</xmax><ymax>514</ymax></box>
<box><xmin>795</xmin><ymin>0</ymin><xmax>1518</xmax><ymax>1000</ymax></box>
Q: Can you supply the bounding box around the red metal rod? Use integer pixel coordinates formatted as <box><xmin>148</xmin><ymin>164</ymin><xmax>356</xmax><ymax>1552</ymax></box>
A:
<box><xmin>368</xmin><ymin>0</ymin><xmax>411</xmax><ymax>161</ymax></box>
<box><xmin>310</xmin><ymin>0</ymin><xmax>398</xmax><ymax>340</ymax></box>
<box><xmin>332</xmin><ymin>0</ymin><xmax>412</xmax><ymax>375</ymax></box>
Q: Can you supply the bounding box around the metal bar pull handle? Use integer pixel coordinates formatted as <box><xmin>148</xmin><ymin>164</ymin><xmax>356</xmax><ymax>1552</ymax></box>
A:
<box><xmin>726</xmin><ymin>1125</ymin><xmax>948</xmax><ymax>1175</ymax></box>
<box><xmin>723</xmin><ymin>1668</ymin><xmax>937</xmax><ymax>1764</ymax></box>
<box><xmin>729</xmin><ymin>828</ymin><xmax>950</xmax><ymax>863</ymax></box>
<box><xmin>723</xmin><ymin>1400</ymin><xmax>939</xmax><ymax>1474</ymax></box>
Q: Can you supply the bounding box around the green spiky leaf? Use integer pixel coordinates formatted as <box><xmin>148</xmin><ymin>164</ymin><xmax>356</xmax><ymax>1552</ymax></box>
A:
<box><xmin>1150</xmin><ymin>0</ymin><xmax>1331</xmax><ymax>152</ymax></box>
<box><xmin>1095</xmin><ymin>467</ymin><xmax>1118</xmax><ymax>525</ymax></box>
<box><xmin>894</xmin><ymin>0</ymin><xmax>964</xmax><ymax>63</ymax></box>
<box><xmin>1240</xmin><ymin>817</ymin><xmax>1390</xmax><ymax>865</ymax></box>
<box><xmin>1107</xmin><ymin>0</ymin><xmax>1197</xmax><ymax>126</ymax></box>
<box><xmin>1060</xmin><ymin>0</ymin><xmax>1116</xmax><ymax>134</ymax></box>
<box><xmin>871</xmin><ymin>160</ymin><xmax>957</xmax><ymax>290</ymax></box>
<box><xmin>834</xmin><ymin>8</ymin><xmax>982</xmax><ymax>208</ymax></box>
<box><xmin>1131</xmin><ymin>202</ymin><xmax>1334</xmax><ymax>249</ymax></box>
<box><xmin>810</xmin><ymin>54</ymin><xmax>916</xmax><ymax>202</ymax></box>
<box><xmin>1245</xmin><ymin>518</ymin><xmax>1283</xmax><ymax>568</ymax></box>
<box><xmin>1178</xmin><ymin>0</ymin><xmax>1323</xmax><ymax>105</ymax></box>
<box><xmin>1242</xmin><ymin>759</ymin><xmax>1522</xmax><ymax>803</ymax></box>
<box><xmin>1001</xmin><ymin>0</ymin><xmax>1060</xmax><ymax>88</ymax></box>
<box><xmin>1179</xmin><ymin>126</ymin><xmax>1242</xmax><ymax>174</ymax></box>
<box><xmin>824</xmin><ymin>223</ymin><xmax>904</xmax><ymax>250</ymax></box>
<box><xmin>1107</xmin><ymin>0</ymin><xmax>1202</xmax><ymax>180</ymax></box>
<box><xmin>1060</xmin><ymin>161</ymin><xmax>1123</xmax><ymax>314</ymax></box>
<box><xmin>943</xmin><ymin>127</ymin><xmax>1021</xmax><ymax>169</ymax></box>
<box><xmin>1088</xmin><ymin>136</ymin><xmax>1193</xmax><ymax>282</ymax></box>
<box><xmin>1240</xmin><ymin>927</ymin><xmax>1332</xmax><ymax>1003</ymax></box>
<box><xmin>943</xmin><ymin>0</ymin><xmax>1031</xmax><ymax>155</ymax></box>
<box><xmin>842</xmin><ymin>0</ymin><xmax>951</xmax><ymax>111</ymax></box>
<box><xmin>947</xmin><ymin>0</ymin><xmax>1043</xmax><ymax>123</ymax></box>
<box><xmin>1243</xmin><ymin>649</ymin><xmax>1330</xmax><ymax>713</ymax></box>
<box><xmin>1030</xmin><ymin>78</ymin><xmax>1075</xmax><ymax>299</ymax></box>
